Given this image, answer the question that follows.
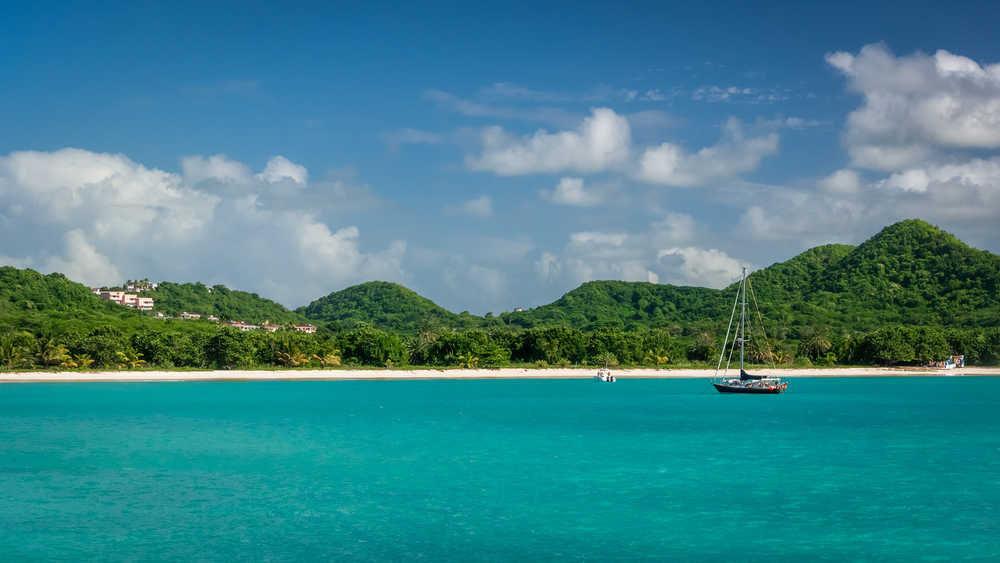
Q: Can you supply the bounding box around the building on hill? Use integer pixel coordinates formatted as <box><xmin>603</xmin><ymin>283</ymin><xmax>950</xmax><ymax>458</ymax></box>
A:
<box><xmin>97</xmin><ymin>290</ymin><xmax>155</xmax><ymax>311</ymax></box>
<box><xmin>229</xmin><ymin>321</ymin><xmax>259</xmax><ymax>332</ymax></box>
<box><xmin>100</xmin><ymin>290</ymin><xmax>125</xmax><ymax>303</ymax></box>
<box><xmin>124</xmin><ymin>279</ymin><xmax>158</xmax><ymax>292</ymax></box>
<box><xmin>294</xmin><ymin>324</ymin><xmax>317</xmax><ymax>334</ymax></box>
<box><xmin>180</xmin><ymin>312</ymin><xmax>201</xmax><ymax>319</ymax></box>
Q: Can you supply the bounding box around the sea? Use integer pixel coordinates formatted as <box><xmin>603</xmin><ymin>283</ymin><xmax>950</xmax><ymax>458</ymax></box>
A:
<box><xmin>2</xmin><ymin>377</ymin><xmax>998</xmax><ymax>562</ymax></box>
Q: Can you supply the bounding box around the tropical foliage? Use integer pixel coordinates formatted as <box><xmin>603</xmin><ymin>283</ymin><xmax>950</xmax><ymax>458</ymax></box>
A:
<box><xmin>1</xmin><ymin>220</ymin><xmax>999</xmax><ymax>370</ymax></box>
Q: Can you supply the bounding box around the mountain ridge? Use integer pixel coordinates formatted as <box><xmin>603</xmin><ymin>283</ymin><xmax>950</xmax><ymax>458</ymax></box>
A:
<box><xmin>3</xmin><ymin>220</ymin><xmax>998</xmax><ymax>334</ymax></box>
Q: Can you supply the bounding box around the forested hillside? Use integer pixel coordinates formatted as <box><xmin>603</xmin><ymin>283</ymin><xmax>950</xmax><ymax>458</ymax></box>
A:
<box><xmin>2</xmin><ymin>219</ymin><xmax>999</xmax><ymax>370</ymax></box>
<box><xmin>297</xmin><ymin>281</ymin><xmax>481</xmax><ymax>333</ymax></box>
<box><xmin>143</xmin><ymin>282</ymin><xmax>306</xmax><ymax>324</ymax></box>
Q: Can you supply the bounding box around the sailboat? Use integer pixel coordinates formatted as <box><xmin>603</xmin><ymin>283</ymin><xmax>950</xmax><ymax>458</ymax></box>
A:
<box><xmin>712</xmin><ymin>267</ymin><xmax>787</xmax><ymax>394</ymax></box>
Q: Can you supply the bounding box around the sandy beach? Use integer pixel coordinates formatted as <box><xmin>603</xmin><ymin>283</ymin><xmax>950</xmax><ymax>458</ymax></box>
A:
<box><xmin>1</xmin><ymin>366</ymin><xmax>996</xmax><ymax>382</ymax></box>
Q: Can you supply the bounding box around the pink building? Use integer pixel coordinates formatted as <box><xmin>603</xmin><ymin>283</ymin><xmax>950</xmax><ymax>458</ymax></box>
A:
<box><xmin>100</xmin><ymin>291</ymin><xmax>125</xmax><ymax>304</ymax></box>
<box><xmin>136</xmin><ymin>297</ymin><xmax>154</xmax><ymax>311</ymax></box>
<box><xmin>294</xmin><ymin>324</ymin><xmax>317</xmax><ymax>334</ymax></box>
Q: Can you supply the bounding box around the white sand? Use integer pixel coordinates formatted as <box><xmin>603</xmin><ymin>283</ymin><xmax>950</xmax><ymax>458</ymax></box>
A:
<box><xmin>1</xmin><ymin>366</ymin><xmax>996</xmax><ymax>382</ymax></box>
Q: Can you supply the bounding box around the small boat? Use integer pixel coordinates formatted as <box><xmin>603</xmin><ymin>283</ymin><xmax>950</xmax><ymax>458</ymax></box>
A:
<box><xmin>595</xmin><ymin>367</ymin><xmax>616</xmax><ymax>382</ymax></box>
<box><xmin>712</xmin><ymin>267</ymin><xmax>787</xmax><ymax>394</ymax></box>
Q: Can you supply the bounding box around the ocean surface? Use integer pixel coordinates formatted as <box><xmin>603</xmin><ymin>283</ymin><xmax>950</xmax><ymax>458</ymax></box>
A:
<box><xmin>2</xmin><ymin>377</ymin><xmax>998</xmax><ymax>562</ymax></box>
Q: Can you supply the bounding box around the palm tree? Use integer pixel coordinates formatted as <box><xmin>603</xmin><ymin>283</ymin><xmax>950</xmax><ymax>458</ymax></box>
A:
<box><xmin>72</xmin><ymin>354</ymin><xmax>95</xmax><ymax>369</ymax></box>
<box><xmin>116</xmin><ymin>352</ymin><xmax>146</xmax><ymax>369</ymax></box>
<box><xmin>643</xmin><ymin>349</ymin><xmax>670</xmax><ymax>367</ymax></box>
<box><xmin>457</xmin><ymin>352</ymin><xmax>479</xmax><ymax>369</ymax></box>
<box><xmin>0</xmin><ymin>334</ymin><xmax>24</xmax><ymax>370</ymax></box>
<box><xmin>40</xmin><ymin>339</ymin><xmax>71</xmax><ymax>367</ymax></box>
<box><xmin>312</xmin><ymin>349</ymin><xmax>342</xmax><ymax>368</ymax></box>
<box><xmin>277</xmin><ymin>350</ymin><xmax>309</xmax><ymax>367</ymax></box>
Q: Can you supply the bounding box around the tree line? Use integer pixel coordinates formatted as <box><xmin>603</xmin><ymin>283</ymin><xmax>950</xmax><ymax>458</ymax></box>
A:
<box><xmin>2</xmin><ymin>323</ymin><xmax>998</xmax><ymax>371</ymax></box>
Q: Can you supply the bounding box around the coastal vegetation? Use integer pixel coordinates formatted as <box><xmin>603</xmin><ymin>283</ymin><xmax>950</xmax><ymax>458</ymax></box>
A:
<box><xmin>1</xmin><ymin>220</ymin><xmax>999</xmax><ymax>370</ymax></box>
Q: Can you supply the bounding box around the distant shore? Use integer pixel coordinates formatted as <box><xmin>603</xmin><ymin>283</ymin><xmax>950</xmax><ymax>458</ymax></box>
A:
<box><xmin>1</xmin><ymin>366</ymin><xmax>997</xmax><ymax>382</ymax></box>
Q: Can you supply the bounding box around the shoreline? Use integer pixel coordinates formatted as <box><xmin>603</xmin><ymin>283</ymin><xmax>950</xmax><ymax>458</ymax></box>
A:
<box><xmin>1</xmin><ymin>366</ymin><xmax>997</xmax><ymax>382</ymax></box>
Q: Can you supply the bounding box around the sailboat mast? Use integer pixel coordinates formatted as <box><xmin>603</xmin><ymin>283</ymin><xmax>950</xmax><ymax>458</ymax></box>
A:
<box><xmin>740</xmin><ymin>267</ymin><xmax>747</xmax><ymax>371</ymax></box>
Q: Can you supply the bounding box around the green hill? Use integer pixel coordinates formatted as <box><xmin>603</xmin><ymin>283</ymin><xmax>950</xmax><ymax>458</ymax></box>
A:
<box><xmin>298</xmin><ymin>281</ymin><xmax>479</xmax><ymax>333</ymax></box>
<box><xmin>0</xmin><ymin>267</ymin><xmax>121</xmax><ymax>315</ymax></box>
<box><xmin>4</xmin><ymin>219</ymin><xmax>998</xmax><ymax>337</ymax></box>
<box><xmin>500</xmin><ymin>281</ymin><xmax>726</xmax><ymax>331</ymax></box>
<box><xmin>144</xmin><ymin>282</ymin><xmax>306</xmax><ymax>324</ymax></box>
<box><xmin>818</xmin><ymin>220</ymin><xmax>1000</xmax><ymax>326</ymax></box>
<box><xmin>506</xmin><ymin>220</ymin><xmax>999</xmax><ymax>332</ymax></box>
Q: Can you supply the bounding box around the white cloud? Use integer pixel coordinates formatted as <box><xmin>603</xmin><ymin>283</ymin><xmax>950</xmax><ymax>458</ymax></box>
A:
<box><xmin>256</xmin><ymin>155</ymin><xmax>308</xmax><ymax>185</ymax></box>
<box><xmin>467</xmin><ymin>108</ymin><xmax>633</xmax><ymax>175</ymax></box>
<box><xmin>657</xmin><ymin>247</ymin><xmax>744</xmax><ymax>288</ymax></box>
<box><xmin>181</xmin><ymin>154</ymin><xmax>252</xmax><ymax>184</ymax></box>
<box><xmin>468</xmin><ymin>109</ymin><xmax>777</xmax><ymax>186</ymax></box>
<box><xmin>541</xmin><ymin>177</ymin><xmax>604</xmax><ymax>207</ymax></box>
<box><xmin>535</xmin><ymin>251</ymin><xmax>561</xmax><ymax>281</ymax></box>
<box><xmin>820</xmin><ymin>169</ymin><xmax>861</xmax><ymax>194</ymax></box>
<box><xmin>534</xmin><ymin>213</ymin><xmax>743</xmax><ymax>290</ymax></box>
<box><xmin>641</xmin><ymin>89</ymin><xmax>667</xmax><ymax>101</ymax></box>
<box><xmin>882</xmin><ymin>169</ymin><xmax>930</xmax><ymax>192</ymax></box>
<box><xmin>692</xmin><ymin>86</ymin><xmax>789</xmax><ymax>104</ymax></box>
<box><xmin>635</xmin><ymin>118</ymin><xmax>779</xmax><ymax>186</ymax></box>
<box><xmin>44</xmin><ymin>229</ymin><xmax>122</xmax><ymax>286</ymax></box>
<box><xmin>297</xmin><ymin>222</ymin><xmax>406</xmax><ymax>282</ymax></box>
<box><xmin>828</xmin><ymin>43</ymin><xmax>1000</xmax><ymax>170</ymax></box>
<box><xmin>569</xmin><ymin>231</ymin><xmax>628</xmax><ymax>247</ymax></box>
<box><xmin>0</xmin><ymin>148</ymin><xmax>404</xmax><ymax>305</ymax></box>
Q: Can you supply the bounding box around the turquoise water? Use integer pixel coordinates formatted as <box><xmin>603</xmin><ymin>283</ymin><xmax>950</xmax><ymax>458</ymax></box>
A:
<box><xmin>2</xmin><ymin>378</ymin><xmax>999</xmax><ymax>561</ymax></box>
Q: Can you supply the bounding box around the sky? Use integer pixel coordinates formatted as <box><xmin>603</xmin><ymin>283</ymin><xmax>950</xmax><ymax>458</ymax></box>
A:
<box><xmin>2</xmin><ymin>1</ymin><xmax>1000</xmax><ymax>314</ymax></box>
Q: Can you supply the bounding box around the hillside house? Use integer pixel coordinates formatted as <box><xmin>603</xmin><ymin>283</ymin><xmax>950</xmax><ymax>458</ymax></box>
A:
<box><xmin>294</xmin><ymin>324</ymin><xmax>317</xmax><ymax>334</ymax></box>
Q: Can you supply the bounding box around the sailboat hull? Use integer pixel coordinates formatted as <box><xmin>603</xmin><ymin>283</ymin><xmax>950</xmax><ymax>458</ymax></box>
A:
<box><xmin>713</xmin><ymin>383</ymin><xmax>785</xmax><ymax>394</ymax></box>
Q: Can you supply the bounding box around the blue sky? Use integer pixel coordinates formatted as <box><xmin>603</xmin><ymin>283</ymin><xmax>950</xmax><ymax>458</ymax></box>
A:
<box><xmin>3</xmin><ymin>1</ymin><xmax>1000</xmax><ymax>313</ymax></box>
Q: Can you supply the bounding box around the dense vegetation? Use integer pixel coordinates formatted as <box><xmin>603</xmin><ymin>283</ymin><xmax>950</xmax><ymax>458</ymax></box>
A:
<box><xmin>297</xmin><ymin>281</ymin><xmax>481</xmax><ymax>333</ymax></box>
<box><xmin>1</xmin><ymin>220</ymin><xmax>999</xmax><ymax>370</ymax></box>
<box><xmin>140</xmin><ymin>282</ymin><xmax>307</xmax><ymax>324</ymax></box>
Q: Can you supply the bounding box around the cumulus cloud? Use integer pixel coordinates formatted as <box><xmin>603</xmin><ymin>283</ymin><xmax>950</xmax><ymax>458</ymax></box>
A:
<box><xmin>43</xmin><ymin>230</ymin><xmax>122</xmax><ymax>286</ymax></box>
<box><xmin>657</xmin><ymin>247</ymin><xmax>743</xmax><ymax>287</ymax></box>
<box><xmin>534</xmin><ymin>212</ymin><xmax>744</xmax><ymax>290</ymax></box>
<box><xmin>257</xmin><ymin>155</ymin><xmax>308</xmax><ymax>184</ymax></box>
<box><xmin>745</xmin><ymin>44</ymin><xmax>1000</xmax><ymax>250</ymax></box>
<box><xmin>181</xmin><ymin>154</ymin><xmax>252</xmax><ymax>184</ymax></box>
<box><xmin>820</xmin><ymin>169</ymin><xmax>861</xmax><ymax>194</ymax></box>
<box><xmin>468</xmin><ymin>108</ymin><xmax>778</xmax><ymax>186</ymax></box>
<box><xmin>635</xmin><ymin>118</ymin><xmax>779</xmax><ymax>186</ymax></box>
<box><xmin>827</xmin><ymin>43</ymin><xmax>1000</xmax><ymax>169</ymax></box>
<box><xmin>740</xmin><ymin>156</ymin><xmax>1000</xmax><ymax>249</ymax></box>
<box><xmin>541</xmin><ymin>177</ymin><xmax>604</xmax><ymax>207</ymax></box>
<box><xmin>467</xmin><ymin>108</ymin><xmax>633</xmax><ymax>175</ymax></box>
<box><xmin>0</xmin><ymin>148</ymin><xmax>404</xmax><ymax>306</ymax></box>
